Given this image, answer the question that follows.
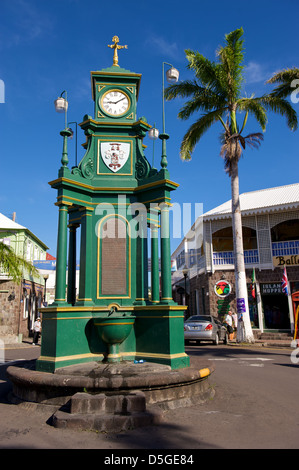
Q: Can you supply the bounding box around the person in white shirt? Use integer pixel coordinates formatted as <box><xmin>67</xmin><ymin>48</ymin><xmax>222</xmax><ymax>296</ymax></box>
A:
<box><xmin>32</xmin><ymin>317</ymin><xmax>41</xmax><ymax>345</ymax></box>
<box><xmin>224</xmin><ymin>311</ymin><xmax>234</xmax><ymax>340</ymax></box>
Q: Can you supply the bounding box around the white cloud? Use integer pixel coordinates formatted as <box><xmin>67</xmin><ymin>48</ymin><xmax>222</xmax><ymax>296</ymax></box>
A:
<box><xmin>244</xmin><ymin>61</ymin><xmax>267</xmax><ymax>84</ymax></box>
<box><xmin>146</xmin><ymin>35</ymin><xmax>180</xmax><ymax>60</ymax></box>
<box><xmin>0</xmin><ymin>0</ymin><xmax>53</xmax><ymax>50</ymax></box>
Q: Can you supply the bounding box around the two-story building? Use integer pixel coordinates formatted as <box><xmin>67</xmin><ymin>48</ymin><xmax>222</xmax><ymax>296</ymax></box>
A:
<box><xmin>172</xmin><ymin>183</ymin><xmax>299</xmax><ymax>334</ymax></box>
<box><xmin>0</xmin><ymin>212</ymin><xmax>48</xmax><ymax>342</ymax></box>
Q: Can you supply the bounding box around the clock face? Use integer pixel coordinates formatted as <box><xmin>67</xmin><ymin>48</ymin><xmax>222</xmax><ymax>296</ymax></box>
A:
<box><xmin>100</xmin><ymin>89</ymin><xmax>130</xmax><ymax>116</ymax></box>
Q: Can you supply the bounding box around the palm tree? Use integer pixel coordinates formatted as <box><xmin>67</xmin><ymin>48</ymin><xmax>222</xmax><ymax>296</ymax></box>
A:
<box><xmin>0</xmin><ymin>241</ymin><xmax>38</xmax><ymax>283</ymax></box>
<box><xmin>164</xmin><ymin>28</ymin><xmax>297</xmax><ymax>342</ymax></box>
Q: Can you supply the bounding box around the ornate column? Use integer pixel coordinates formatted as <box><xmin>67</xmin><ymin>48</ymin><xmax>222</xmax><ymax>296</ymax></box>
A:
<box><xmin>67</xmin><ymin>223</ymin><xmax>79</xmax><ymax>305</ymax></box>
<box><xmin>143</xmin><ymin>229</ymin><xmax>149</xmax><ymax>302</ymax></box>
<box><xmin>135</xmin><ymin>211</ymin><xmax>148</xmax><ymax>304</ymax></box>
<box><xmin>160</xmin><ymin>203</ymin><xmax>173</xmax><ymax>303</ymax></box>
<box><xmin>150</xmin><ymin>224</ymin><xmax>160</xmax><ymax>303</ymax></box>
<box><xmin>54</xmin><ymin>204</ymin><xmax>68</xmax><ymax>304</ymax></box>
<box><xmin>78</xmin><ymin>207</ymin><xmax>94</xmax><ymax>304</ymax></box>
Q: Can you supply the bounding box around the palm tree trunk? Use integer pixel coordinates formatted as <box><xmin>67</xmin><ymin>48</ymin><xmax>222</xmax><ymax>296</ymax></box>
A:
<box><xmin>230</xmin><ymin>160</ymin><xmax>255</xmax><ymax>343</ymax></box>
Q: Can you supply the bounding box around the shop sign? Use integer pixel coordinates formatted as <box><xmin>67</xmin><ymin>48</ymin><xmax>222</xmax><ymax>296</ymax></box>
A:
<box><xmin>214</xmin><ymin>280</ymin><xmax>231</xmax><ymax>297</ymax></box>
<box><xmin>260</xmin><ymin>283</ymin><xmax>283</xmax><ymax>295</ymax></box>
<box><xmin>273</xmin><ymin>255</ymin><xmax>299</xmax><ymax>267</ymax></box>
<box><xmin>217</xmin><ymin>298</ymin><xmax>230</xmax><ymax>315</ymax></box>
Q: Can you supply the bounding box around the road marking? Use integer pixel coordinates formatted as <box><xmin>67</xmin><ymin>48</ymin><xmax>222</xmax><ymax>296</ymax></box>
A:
<box><xmin>210</xmin><ymin>358</ymin><xmax>230</xmax><ymax>361</ymax></box>
<box><xmin>238</xmin><ymin>357</ymin><xmax>271</xmax><ymax>361</ymax></box>
<box><xmin>209</xmin><ymin>357</ymin><xmax>273</xmax><ymax>367</ymax></box>
<box><xmin>209</xmin><ymin>357</ymin><xmax>272</xmax><ymax>361</ymax></box>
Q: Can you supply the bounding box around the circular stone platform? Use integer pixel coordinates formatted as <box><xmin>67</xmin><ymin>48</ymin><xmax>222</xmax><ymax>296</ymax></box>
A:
<box><xmin>7</xmin><ymin>360</ymin><xmax>214</xmax><ymax>407</ymax></box>
<box><xmin>6</xmin><ymin>361</ymin><xmax>214</xmax><ymax>432</ymax></box>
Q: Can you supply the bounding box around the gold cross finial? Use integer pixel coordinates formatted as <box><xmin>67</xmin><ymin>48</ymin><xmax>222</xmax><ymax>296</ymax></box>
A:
<box><xmin>108</xmin><ymin>35</ymin><xmax>127</xmax><ymax>67</ymax></box>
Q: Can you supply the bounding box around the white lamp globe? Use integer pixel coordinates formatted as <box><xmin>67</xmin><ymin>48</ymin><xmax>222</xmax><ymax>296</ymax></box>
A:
<box><xmin>54</xmin><ymin>96</ymin><xmax>68</xmax><ymax>113</ymax></box>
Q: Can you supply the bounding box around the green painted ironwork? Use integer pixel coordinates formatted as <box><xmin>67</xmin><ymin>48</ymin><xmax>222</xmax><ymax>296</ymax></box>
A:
<box><xmin>37</xmin><ymin>58</ymin><xmax>189</xmax><ymax>373</ymax></box>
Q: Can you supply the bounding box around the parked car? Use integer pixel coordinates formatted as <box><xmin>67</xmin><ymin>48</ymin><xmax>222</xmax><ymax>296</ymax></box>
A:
<box><xmin>184</xmin><ymin>315</ymin><xmax>228</xmax><ymax>345</ymax></box>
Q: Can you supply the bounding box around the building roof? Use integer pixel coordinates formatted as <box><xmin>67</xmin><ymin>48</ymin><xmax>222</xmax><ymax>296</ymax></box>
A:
<box><xmin>203</xmin><ymin>183</ymin><xmax>299</xmax><ymax>221</ymax></box>
<box><xmin>0</xmin><ymin>212</ymin><xmax>48</xmax><ymax>250</ymax></box>
<box><xmin>0</xmin><ymin>212</ymin><xmax>26</xmax><ymax>230</ymax></box>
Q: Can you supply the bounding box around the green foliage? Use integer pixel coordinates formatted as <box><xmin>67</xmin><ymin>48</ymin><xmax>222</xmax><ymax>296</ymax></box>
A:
<box><xmin>0</xmin><ymin>241</ymin><xmax>39</xmax><ymax>283</ymax></box>
<box><xmin>267</xmin><ymin>68</ymin><xmax>299</xmax><ymax>99</ymax></box>
<box><xmin>217</xmin><ymin>27</ymin><xmax>245</xmax><ymax>103</ymax></box>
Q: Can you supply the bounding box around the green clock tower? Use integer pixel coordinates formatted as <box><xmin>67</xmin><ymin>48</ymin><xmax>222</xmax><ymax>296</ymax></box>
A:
<box><xmin>37</xmin><ymin>37</ymin><xmax>190</xmax><ymax>373</ymax></box>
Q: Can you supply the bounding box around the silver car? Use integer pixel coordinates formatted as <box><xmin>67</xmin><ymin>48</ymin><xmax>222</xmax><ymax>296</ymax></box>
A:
<box><xmin>184</xmin><ymin>315</ymin><xmax>228</xmax><ymax>345</ymax></box>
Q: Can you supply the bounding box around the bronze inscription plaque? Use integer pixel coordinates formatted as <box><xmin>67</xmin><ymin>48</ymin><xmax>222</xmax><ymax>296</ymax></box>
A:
<box><xmin>101</xmin><ymin>218</ymin><xmax>127</xmax><ymax>295</ymax></box>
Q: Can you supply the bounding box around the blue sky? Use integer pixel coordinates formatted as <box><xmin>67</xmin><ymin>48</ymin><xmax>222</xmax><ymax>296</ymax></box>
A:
<box><xmin>1</xmin><ymin>0</ymin><xmax>299</xmax><ymax>255</ymax></box>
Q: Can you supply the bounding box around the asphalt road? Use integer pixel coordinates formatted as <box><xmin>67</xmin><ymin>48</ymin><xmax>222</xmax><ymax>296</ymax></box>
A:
<box><xmin>0</xmin><ymin>342</ymin><xmax>298</xmax><ymax>450</ymax></box>
<box><xmin>185</xmin><ymin>343</ymin><xmax>299</xmax><ymax>449</ymax></box>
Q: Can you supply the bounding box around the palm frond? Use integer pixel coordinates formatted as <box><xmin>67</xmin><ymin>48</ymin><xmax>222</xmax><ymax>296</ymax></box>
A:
<box><xmin>257</xmin><ymin>94</ymin><xmax>298</xmax><ymax>131</ymax></box>
<box><xmin>177</xmin><ymin>91</ymin><xmax>227</xmax><ymax>120</ymax></box>
<box><xmin>185</xmin><ymin>50</ymin><xmax>223</xmax><ymax>91</ymax></box>
<box><xmin>217</xmin><ymin>27</ymin><xmax>245</xmax><ymax>102</ymax></box>
<box><xmin>0</xmin><ymin>241</ymin><xmax>39</xmax><ymax>283</ymax></box>
<box><xmin>164</xmin><ymin>74</ymin><xmax>228</xmax><ymax>121</ymax></box>
<box><xmin>237</xmin><ymin>97</ymin><xmax>267</xmax><ymax>131</ymax></box>
<box><xmin>243</xmin><ymin>132</ymin><xmax>264</xmax><ymax>149</ymax></box>
<box><xmin>164</xmin><ymin>80</ymin><xmax>201</xmax><ymax>101</ymax></box>
<box><xmin>267</xmin><ymin>68</ymin><xmax>299</xmax><ymax>84</ymax></box>
<box><xmin>224</xmin><ymin>27</ymin><xmax>244</xmax><ymax>50</ymax></box>
<box><xmin>180</xmin><ymin>109</ymin><xmax>226</xmax><ymax>160</ymax></box>
<box><xmin>266</xmin><ymin>68</ymin><xmax>299</xmax><ymax>99</ymax></box>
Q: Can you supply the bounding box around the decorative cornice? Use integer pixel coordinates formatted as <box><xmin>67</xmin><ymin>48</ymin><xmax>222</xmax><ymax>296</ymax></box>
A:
<box><xmin>49</xmin><ymin>176</ymin><xmax>179</xmax><ymax>193</ymax></box>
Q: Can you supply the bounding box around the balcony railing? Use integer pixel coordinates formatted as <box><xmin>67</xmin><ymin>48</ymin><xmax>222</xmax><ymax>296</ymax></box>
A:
<box><xmin>175</xmin><ymin>239</ymin><xmax>299</xmax><ymax>272</ymax></box>
<box><xmin>272</xmin><ymin>240</ymin><xmax>299</xmax><ymax>256</ymax></box>
<box><xmin>213</xmin><ymin>240</ymin><xmax>299</xmax><ymax>266</ymax></box>
<box><xmin>213</xmin><ymin>249</ymin><xmax>259</xmax><ymax>266</ymax></box>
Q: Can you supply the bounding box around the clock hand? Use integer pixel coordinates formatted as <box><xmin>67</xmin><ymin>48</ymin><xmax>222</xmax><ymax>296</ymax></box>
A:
<box><xmin>115</xmin><ymin>97</ymin><xmax>126</xmax><ymax>104</ymax></box>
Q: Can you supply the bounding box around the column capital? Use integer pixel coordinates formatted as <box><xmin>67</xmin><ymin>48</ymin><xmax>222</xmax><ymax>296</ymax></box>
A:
<box><xmin>79</xmin><ymin>206</ymin><xmax>94</xmax><ymax>219</ymax></box>
<box><xmin>67</xmin><ymin>222</ymin><xmax>80</xmax><ymax>229</ymax></box>
<box><xmin>55</xmin><ymin>201</ymin><xmax>72</xmax><ymax>208</ymax></box>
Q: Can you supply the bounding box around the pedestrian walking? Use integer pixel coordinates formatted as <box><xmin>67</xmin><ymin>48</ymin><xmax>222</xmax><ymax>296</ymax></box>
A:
<box><xmin>32</xmin><ymin>317</ymin><xmax>41</xmax><ymax>345</ymax></box>
<box><xmin>224</xmin><ymin>311</ymin><xmax>234</xmax><ymax>340</ymax></box>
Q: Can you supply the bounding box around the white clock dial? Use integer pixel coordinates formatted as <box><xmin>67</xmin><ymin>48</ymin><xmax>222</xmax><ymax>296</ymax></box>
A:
<box><xmin>100</xmin><ymin>90</ymin><xmax>130</xmax><ymax>116</ymax></box>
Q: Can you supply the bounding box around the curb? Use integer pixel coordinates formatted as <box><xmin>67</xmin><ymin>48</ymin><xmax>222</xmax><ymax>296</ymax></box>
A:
<box><xmin>1</xmin><ymin>342</ymin><xmax>38</xmax><ymax>350</ymax></box>
<box><xmin>228</xmin><ymin>340</ymin><xmax>292</xmax><ymax>349</ymax></box>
